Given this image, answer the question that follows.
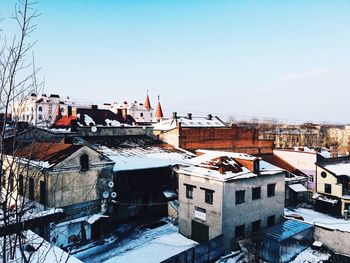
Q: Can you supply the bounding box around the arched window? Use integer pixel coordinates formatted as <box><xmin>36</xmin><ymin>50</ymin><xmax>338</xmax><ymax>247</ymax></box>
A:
<box><xmin>80</xmin><ymin>154</ymin><xmax>89</xmax><ymax>171</ymax></box>
<box><xmin>140</xmin><ymin>112</ymin><xmax>144</xmax><ymax>117</ymax></box>
<box><xmin>38</xmin><ymin>106</ymin><xmax>43</xmax><ymax>112</ymax></box>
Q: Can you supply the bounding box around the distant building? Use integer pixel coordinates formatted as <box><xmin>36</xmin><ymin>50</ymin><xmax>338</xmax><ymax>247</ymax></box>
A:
<box><xmin>154</xmin><ymin>113</ymin><xmax>274</xmax><ymax>155</ymax></box>
<box><xmin>103</xmin><ymin>93</ymin><xmax>161</xmax><ymax>125</ymax></box>
<box><xmin>260</xmin><ymin>125</ymin><xmax>320</xmax><ymax>149</ymax></box>
<box><xmin>273</xmin><ymin>148</ymin><xmax>320</xmax><ymax>197</ymax></box>
<box><xmin>177</xmin><ymin>150</ymin><xmax>285</xmax><ymax>251</ymax></box>
<box><xmin>315</xmin><ymin>154</ymin><xmax>350</xmax><ymax>216</ymax></box>
<box><xmin>12</xmin><ymin>93</ymin><xmax>70</xmax><ymax>127</ymax></box>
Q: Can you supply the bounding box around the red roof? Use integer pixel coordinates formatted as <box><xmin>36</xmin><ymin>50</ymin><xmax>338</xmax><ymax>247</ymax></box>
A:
<box><xmin>15</xmin><ymin>142</ymin><xmax>83</xmax><ymax>166</ymax></box>
<box><xmin>144</xmin><ymin>94</ymin><xmax>152</xmax><ymax>110</ymax></box>
<box><xmin>155</xmin><ymin>101</ymin><xmax>163</xmax><ymax>119</ymax></box>
<box><xmin>53</xmin><ymin>115</ymin><xmax>76</xmax><ymax>128</ymax></box>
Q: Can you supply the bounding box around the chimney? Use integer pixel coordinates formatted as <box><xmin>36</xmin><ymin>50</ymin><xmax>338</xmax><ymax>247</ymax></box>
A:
<box><xmin>187</xmin><ymin>113</ymin><xmax>192</xmax><ymax>120</ymax></box>
<box><xmin>173</xmin><ymin>112</ymin><xmax>177</xmax><ymax>119</ymax></box>
<box><xmin>253</xmin><ymin>159</ymin><xmax>260</xmax><ymax>174</ymax></box>
<box><xmin>91</xmin><ymin>105</ymin><xmax>98</xmax><ymax>111</ymax></box>
<box><xmin>70</xmin><ymin>119</ymin><xmax>78</xmax><ymax>132</ymax></box>
<box><xmin>67</xmin><ymin>106</ymin><xmax>72</xmax><ymax>116</ymax></box>
<box><xmin>207</xmin><ymin>114</ymin><xmax>213</xmax><ymax>120</ymax></box>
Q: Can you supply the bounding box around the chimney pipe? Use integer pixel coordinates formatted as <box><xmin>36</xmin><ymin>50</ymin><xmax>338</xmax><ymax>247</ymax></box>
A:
<box><xmin>207</xmin><ymin>114</ymin><xmax>212</xmax><ymax>120</ymax></box>
<box><xmin>187</xmin><ymin>113</ymin><xmax>192</xmax><ymax>120</ymax></box>
<box><xmin>91</xmin><ymin>105</ymin><xmax>98</xmax><ymax>110</ymax></box>
<box><xmin>172</xmin><ymin>112</ymin><xmax>177</xmax><ymax>119</ymax></box>
<box><xmin>70</xmin><ymin>120</ymin><xmax>78</xmax><ymax>132</ymax></box>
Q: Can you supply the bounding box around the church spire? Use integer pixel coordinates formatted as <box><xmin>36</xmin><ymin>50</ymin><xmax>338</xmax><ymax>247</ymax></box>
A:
<box><xmin>144</xmin><ymin>90</ymin><xmax>151</xmax><ymax>110</ymax></box>
<box><xmin>155</xmin><ymin>95</ymin><xmax>163</xmax><ymax>120</ymax></box>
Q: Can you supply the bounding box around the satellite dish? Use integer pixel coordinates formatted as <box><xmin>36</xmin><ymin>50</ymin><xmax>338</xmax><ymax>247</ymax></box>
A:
<box><xmin>102</xmin><ymin>191</ymin><xmax>109</xmax><ymax>199</ymax></box>
<box><xmin>108</xmin><ymin>181</ymin><xmax>114</xmax><ymax>188</ymax></box>
<box><xmin>111</xmin><ymin>192</ymin><xmax>117</xmax><ymax>199</ymax></box>
<box><xmin>91</xmin><ymin>126</ymin><xmax>97</xmax><ymax>133</ymax></box>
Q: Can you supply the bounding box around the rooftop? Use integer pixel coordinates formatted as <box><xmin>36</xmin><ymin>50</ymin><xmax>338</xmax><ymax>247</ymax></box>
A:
<box><xmin>153</xmin><ymin>115</ymin><xmax>226</xmax><ymax>131</ymax></box>
<box><xmin>178</xmin><ymin>150</ymin><xmax>257</xmax><ymax>181</ymax></box>
<box><xmin>264</xmin><ymin>220</ymin><xmax>312</xmax><ymax>242</ymax></box>
<box><xmin>13</xmin><ymin>142</ymin><xmax>83</xmax><ymax>168</ymax></box>
<box><xmin>84</xmin><ymin>136</ymin><xmax>194</xmax><ymax>172</ymax></box>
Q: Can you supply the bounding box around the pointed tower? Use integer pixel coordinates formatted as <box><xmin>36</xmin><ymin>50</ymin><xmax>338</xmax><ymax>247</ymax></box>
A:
<box><xmin>144</xmin><ymin>90</ymin><xmax>152</xmax><ymax>110</ymax></box>
<box><xmin>155</xmin><ymin>95</ymin><xmax>164</xmax><ymax>122</ymax></box>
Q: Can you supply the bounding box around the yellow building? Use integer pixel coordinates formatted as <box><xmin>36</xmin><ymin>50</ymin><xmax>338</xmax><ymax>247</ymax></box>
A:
<box><xmin>315</xmin><ymin>155</ymin><xmax>350</xmax><ymax>216</ymax></box>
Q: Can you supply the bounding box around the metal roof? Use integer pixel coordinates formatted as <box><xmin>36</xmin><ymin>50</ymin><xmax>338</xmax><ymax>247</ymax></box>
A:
<box><xmin>264</xmin><ymin>220</ymin><xmax>312</xmax><ymax>242</ymax></box>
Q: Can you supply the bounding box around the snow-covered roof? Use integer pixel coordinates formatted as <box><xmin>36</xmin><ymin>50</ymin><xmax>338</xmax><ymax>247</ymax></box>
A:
<box><xmin>194</xmin><ymin>149</ymin><xmax>257</xmax><ymax>162</ymax></box>
<box><xmin>323</xmin><ymin>163</ymin><xmax>350</xmax><ymax>177</ymax></box>
<box><xmin>285</xmin><ymin>207</ymin><xmax>350</xmax><ymax>232</ymax></box>
<box><xmin>178</xmin><ymin>150</ymin><xmax>257</xmax><ymax>181</ymax></box>
<box><xmin>153</xmin><ymin>116</ymin><xmax>226</xmax><ymax>131</ymax></box>
<box><xmin>88</xmin><ymin>137</ymin><xmax>194</xmax><ymax>172</ymax></box>
<box><xmin>0</xmin><ymin>230</ymin><xmax>82</xmax><ymax>263</ymax></box>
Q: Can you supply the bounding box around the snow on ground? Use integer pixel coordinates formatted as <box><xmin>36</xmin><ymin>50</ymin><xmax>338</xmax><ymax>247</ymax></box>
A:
<box><xmin>75</xmin><ymin>221</ymin><xmax>197</xmax><ymax>263</ymax></box>
<box><xmin>285</xmin><ymin>208</ymin><xmax>350</xmax><ymax>232</ymax></box>
<box><xmin>290</xmin><ymin>247</ymin><xmax>331</xmax><ymax>263</ymax></box>
<box><xmin>107</xmin><ymin>231</ymin><xmax>197</xmax><ymax>263</ymax></box>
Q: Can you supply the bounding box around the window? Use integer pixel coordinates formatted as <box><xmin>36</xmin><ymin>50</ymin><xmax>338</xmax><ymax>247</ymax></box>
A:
<box><xmin>40</xmin><ymin>181</ymin><xmax>46</xmax><ymax>206</ymax></box>
<box><xmin>236</xmin><ymin>190</ymin><xmax>245</xmax><ymax>205</ymax></box>
<box><xmin>38</xmin><ymin>114</ymin><xmax>42</xmax><ymax>120</ymax></box>
<box><xmin>235</xmin><ymin>224</ymin><xmax>245</xmax><ymax>239</ymax></box>
<box><xmin>18</xmin><ymin>175</ymin><xmax>24</xmax><ymax>196</ymax></box>
<box><xmin>267</xmin><ymin>183</ymin><xmax>276</xmax><ymax>197</ymax></box>
<box><xmin>252</xmin><ymin>187</ymin><xmax>261</xmax><ymax>200</ymax></box>
<box><xmin>308</xmin><ymin>175</ymin><xmax>314</xmax><ymax>182</ymax></box>
<box><xmin>80</xmin><ymin>154</ymin><xmax>89</xmax><ymax>171</ymax></box>
<box><xmin>29</xmin><ymin>177</ymin><xmax>35</xmax><ymax>200</ymax></box>
<box><xmin>267</xmin><ymin>215</ymin><xmax>275</xmax><ymax>228</ymax></box>
<box><xmin>185</xmin><ymin>184</ymin><xmax>194</xmax><ymax>199</ymax></box>
<box><xmin>140</xmin><ymin>112</ymin><xmax>144</xmax><ymax>117</ymax></box>
<box><xmin>251</xmin><ymin>220</ymin><xmax>261</xmax><ymax>233</ymax></box>
<box><xmin>204</xmin><ymin>189</ymin><xmax>214</xmax><ymax>204</ymax></box>
<box><xmin>325</xmin><ymin>183</ymin><xmax>332</xmax><ymax>194</ymax></box>
<box><xmin>38</xmin><ymin>106</ymin><xmax>43</xmax><ymax>112</ymax></box>
<box><xmin>321</xmin><ymin>171</ymin><xmax>327</xmax><ymax>178</ymax></box>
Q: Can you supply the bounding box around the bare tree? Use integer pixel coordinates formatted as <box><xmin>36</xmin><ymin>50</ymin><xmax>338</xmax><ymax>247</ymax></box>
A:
<box><xmin>0</xmin><ymin>1</ymin><xmax>48</xmax><ymax>262</ymax></box>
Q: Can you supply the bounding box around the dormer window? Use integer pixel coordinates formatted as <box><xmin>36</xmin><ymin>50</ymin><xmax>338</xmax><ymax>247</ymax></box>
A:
<box><xmin>80</xmin><ymin>154</ymin><xmax>89</xmax><ymax>171</ymax></box>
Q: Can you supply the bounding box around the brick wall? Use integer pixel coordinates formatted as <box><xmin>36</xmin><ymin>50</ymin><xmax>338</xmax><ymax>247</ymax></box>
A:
<box><xmin>178</xmin><ymin>126</ymin><xmax>273</xmax><ymax>154</ymax></box>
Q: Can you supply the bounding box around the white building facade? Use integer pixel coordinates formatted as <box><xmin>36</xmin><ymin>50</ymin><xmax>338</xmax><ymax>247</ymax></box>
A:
<box><xmin>12</xmin><ymin>93</ymin><xmax>69</xmax><ymax>127</ymax></box>
<box><xmin>177</xmin><ymin>150</ymin><xmax>285</xmax><ymax>252</ymax></box>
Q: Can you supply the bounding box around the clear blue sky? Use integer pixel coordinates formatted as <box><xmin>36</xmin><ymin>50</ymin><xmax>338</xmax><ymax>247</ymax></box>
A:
<box><xmin>1</xmin><ymin>0</ymin><xmax>350</xmax><ymax>123</ymax></box>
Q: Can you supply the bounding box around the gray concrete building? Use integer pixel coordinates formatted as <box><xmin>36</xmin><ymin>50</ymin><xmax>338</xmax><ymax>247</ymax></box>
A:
<box><xmin>177</xmin><ymin>150</ymin><xmax>285</xmax><ymax>252</ymax></box>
